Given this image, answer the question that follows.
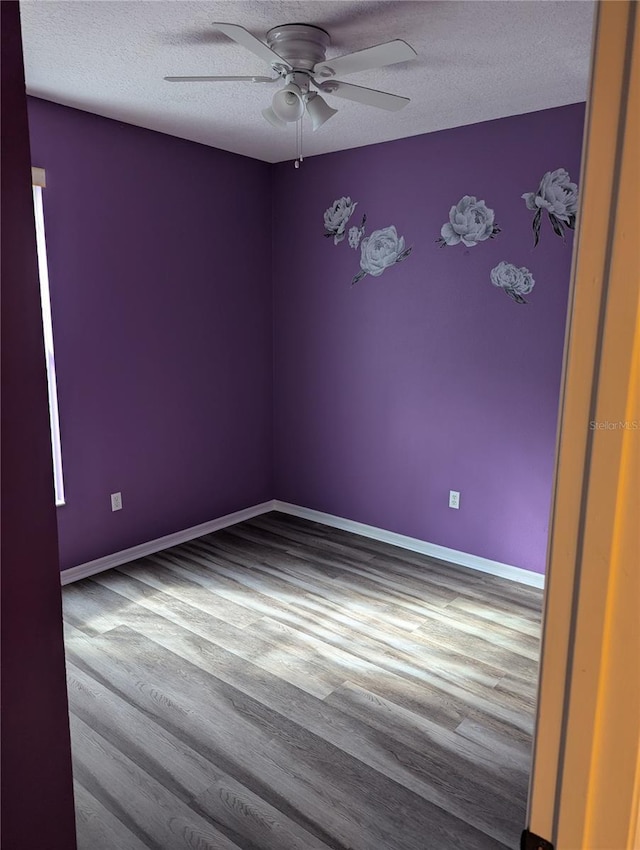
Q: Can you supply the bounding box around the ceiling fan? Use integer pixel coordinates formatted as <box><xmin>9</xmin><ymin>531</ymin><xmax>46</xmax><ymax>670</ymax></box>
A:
<box><xmin>165</xmin><ymin>23</ymin><xmax>417</xmax><ymax>131</ymax></box>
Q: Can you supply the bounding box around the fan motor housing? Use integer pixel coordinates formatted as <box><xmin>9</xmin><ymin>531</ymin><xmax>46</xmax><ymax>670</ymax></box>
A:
<box><xmin>266</xmin><ymin>23</ymin><xmax>330</xmax><ymax>71</ymax></box>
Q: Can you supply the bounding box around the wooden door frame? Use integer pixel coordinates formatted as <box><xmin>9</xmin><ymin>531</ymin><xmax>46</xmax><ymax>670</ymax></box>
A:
<box><xmin>527</xmin><ymin>2</ymin><xmax>640</xmax><ymax>848</ymax></box>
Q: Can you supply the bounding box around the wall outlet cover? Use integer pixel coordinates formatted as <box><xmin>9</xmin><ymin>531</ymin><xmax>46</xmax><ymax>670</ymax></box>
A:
<box><xmin>111</xmin><ymin>492</ymin><xmax>122</xmax><ymax>512</ymax></box>
<box><xmin>449</xmin><ymin>490</ymin><xmax>460</xmax><ymax>509</ymax></box>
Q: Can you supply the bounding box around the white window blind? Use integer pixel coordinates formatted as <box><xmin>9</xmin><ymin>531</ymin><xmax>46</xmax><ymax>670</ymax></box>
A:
<box><xmin>32</xmin><ymin>172</ymin><xmax>65</xmax><ymax>506</ymax></box>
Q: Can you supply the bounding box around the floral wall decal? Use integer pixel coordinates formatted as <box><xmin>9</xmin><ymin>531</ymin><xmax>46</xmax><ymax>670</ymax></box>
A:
<box><xmin>323</xmin><ymin>196</ymin><xmax>412</xmax><ymax>286</ymax></box>
<box><xmin>437</xmin><ymin>196</ymin><xmax>500</xmax><ymax>247</ymax></box>
<box><xmin>323</xmin><ymin>196</ymin><xmax>358</xmax><ymax>245</ymax></box>
<box><xmin>490</xmin><ymin>261</ymin><xmax>535</xmax><ymax>304</ymax></box>
<box><xmin>348</xmin><ymin>214</ymin><xmax>367</xmax><ymax>250</ymax></box>
<box><xmin>522</xmin><ymin>168</ymin><xmax>578</xmax><ymax>246</ymax></box>
<box><xmin>352</xmin><ymin>226</ymin><xmax>412</xmax><ymax>286</ymax></box>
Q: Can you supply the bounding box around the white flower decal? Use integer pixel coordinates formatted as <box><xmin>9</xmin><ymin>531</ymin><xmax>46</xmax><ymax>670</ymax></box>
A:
<box><xmin>490</xmin><ymin>261</ymin><xmax>535</xmax><ymax>304</ymax></box>
<box><xmin>322</xmin><ymin>197</ymin><xmax>411</xmax><ymax>286</ymax></box>
<box><xmin>348</xmin><ymin>214</ymin><xmax>367</xmax><ymax>250</ymax></box>
<box><xmin>348</xmin><ymin>226</ymin><xmax>362</xmax><ymax>250</ymax></box>
<box><xmin>352</xmin><ymin>225</ymin><xmax>412</xmax><ymax>285</ymax></box>
<box><xmin>437</xmin><ymin>196</ymin><xmax>500</xmax><ymax>247</ymax></box>
<box><xmin>323</xmin><ymin>196</ymin><xmax>358</xmax><ymax>245</ymax></box>
<box><xmin>522</xmin><ymin>168</ymin><xmax>578</xmax><ymax>245</ymax></box>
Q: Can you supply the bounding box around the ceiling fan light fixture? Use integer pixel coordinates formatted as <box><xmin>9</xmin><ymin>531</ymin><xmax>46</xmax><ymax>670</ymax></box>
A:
<box><xmin>272</xmin><ymin>83</ymin><xmax>305</xmax><ymax>122</ymax></box>
<box><xmin>262</xmin><ymin>106</ymin><xmax>287</xmax><ymax>128</ymax></box>
<box><xmin>305</xmin><ymin>92</ymin><xmax>338</xmax><ymax>131</ymax></box>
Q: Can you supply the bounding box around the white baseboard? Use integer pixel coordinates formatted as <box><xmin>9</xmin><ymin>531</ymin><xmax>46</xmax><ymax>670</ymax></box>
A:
<box><xmin>61</xmin><ymin>497</ymin><xmax>544</xmax><ymax>589</ymax></box>
<box><xmin>272</xmin><ymin>500</ymin><xmax>545</xmax><ymax>589</ymax></box>
<box><xmin>60</xmin><ymin>500</ymin><xmax>276</xmax><ymax>586</ymax></box>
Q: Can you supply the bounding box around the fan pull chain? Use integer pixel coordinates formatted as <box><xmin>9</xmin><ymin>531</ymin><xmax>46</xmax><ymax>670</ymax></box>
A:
<box><xmin>300</xmin><ymin>115</ymin><xmax>304</xmax><ymax>163</ymax></box>
<box><xmin>294</xmin><ymin>116</ymin><xmax>304</xmax><ymax>169</ymax></box>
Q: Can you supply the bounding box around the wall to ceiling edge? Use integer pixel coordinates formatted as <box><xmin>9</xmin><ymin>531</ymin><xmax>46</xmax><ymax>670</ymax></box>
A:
<box><xmin>27</xmin><ymin>96</ymin><xmax>585</xmax><ymax>575</ymax></box>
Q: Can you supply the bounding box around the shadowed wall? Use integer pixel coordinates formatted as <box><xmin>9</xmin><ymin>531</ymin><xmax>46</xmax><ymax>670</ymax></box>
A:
<box><xmin>1</xmin><ymin>4</ymin><xmax>77</xmax><ymax>847</ymax></box>
<box><xmin>28</xmin><ymin>98</ymin><xmax>274</xmax><ymax>571</ymax></box>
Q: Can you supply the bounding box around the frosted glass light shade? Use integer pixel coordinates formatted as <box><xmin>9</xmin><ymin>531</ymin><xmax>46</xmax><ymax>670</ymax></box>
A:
<box><xmin>305</xmin><ymin>92</ymin><xmax>338</xmax><ymax>131</ymax></box>
<box><xmin>262</xmin><ymin>106</ymin><xmax>286</xmax><ymax>128</ymax></box>
<box><xmin>272</xmin><ymin>84</ymin><xmax>305</xmax><ymax>122</ymax></box>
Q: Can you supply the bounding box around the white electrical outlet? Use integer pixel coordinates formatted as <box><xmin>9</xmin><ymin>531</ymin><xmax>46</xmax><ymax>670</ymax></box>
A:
<box><xmin>449</xmin><ymin>490</ymin><xmax>460</xmax><ymax>509</ymax></box>
<box><xmin>110</xmin><ymin>492</ymin><xmax>122</xmax><ymax>512</ymax></box>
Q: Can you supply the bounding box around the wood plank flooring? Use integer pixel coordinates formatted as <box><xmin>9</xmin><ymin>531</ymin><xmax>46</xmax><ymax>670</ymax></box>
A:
<box><xmin>62</xmin><ymin>511</ymin><xmax>543</xmax><ymax>850</ymax></box>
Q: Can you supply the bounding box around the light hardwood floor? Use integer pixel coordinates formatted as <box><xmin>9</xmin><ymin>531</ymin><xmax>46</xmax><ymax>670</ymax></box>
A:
<box><xmin>62</xmin><ymin>511</ymin><xmax>543</xmax><ymax>850</ymax></box>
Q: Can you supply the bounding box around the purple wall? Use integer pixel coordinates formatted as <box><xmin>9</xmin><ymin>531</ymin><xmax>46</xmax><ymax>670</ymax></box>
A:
<box><xmin>0</xmin><ymin>4</ymin><xmax>77</xmax><ymax>847</ymax></box>
<box><xmin>27</xmin><ymin>98</ymin><xmax>274</xmax><ymax>571</ymax></box>
<box><xmin>26</xmin><ymin>96</ymin><xmax>583</xmax><ymax>576</ymax></box>
<box><xmin>273</xmin><ymin>104</ymin><xmax>585</xmax><ymax>573</ymax></box>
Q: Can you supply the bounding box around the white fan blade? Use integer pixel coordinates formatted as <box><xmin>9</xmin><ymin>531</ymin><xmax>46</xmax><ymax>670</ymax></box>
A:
<box><xmin>314</xmin><ymin>40</ymin><xmax>416</xmax><ymax>78</ymax></box>
<box><xmin>164</xmin><ymin>75</ymin><xmax>276</xmax><ymax>82</ymax></box>
<box><xmin>212</xmin><ymin>23</ymin><xmax>288</xmax><ymax>69</ymax></box>
<box><xmin>320</xmin><ymin>80</ymin><xmax>409</xmax><ymax>111</ymax></box>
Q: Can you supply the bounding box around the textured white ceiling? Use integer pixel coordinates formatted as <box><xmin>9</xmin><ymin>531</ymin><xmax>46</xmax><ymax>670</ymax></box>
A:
<box><xmin>20</xmin><ymin>0</ymin><xmax>595</xmax><ymax>163</ymax></box>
